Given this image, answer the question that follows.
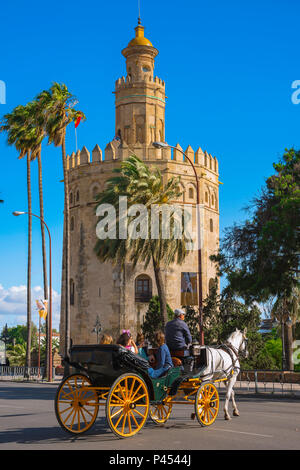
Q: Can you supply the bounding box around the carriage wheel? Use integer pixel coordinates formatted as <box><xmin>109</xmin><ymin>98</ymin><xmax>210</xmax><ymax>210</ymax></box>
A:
<box><xmin>106</xmin><ymin>373</ymin><xmax>149</xmax><ymax>438</ymax></box>
<box><xmin>55</xmin><ymin>374</ymin><xmax>99</xmax><ymax>434</ymax></box>
<box><xmin>150</xmin><ymin>401</ymin><xmax>173</xmax><ymax>424</ymax></box>
<box><xmin>194</xmin><ymin>382</ymin><xmax>219</xmax><ymax>427</ymax></box>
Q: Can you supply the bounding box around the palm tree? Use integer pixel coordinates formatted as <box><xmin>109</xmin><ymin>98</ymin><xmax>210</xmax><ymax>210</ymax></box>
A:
<box><xmin>24</xmin><ymin>99</ymin><xmax>50</xmax><ymax>378</ymax></box>
<box><xmin>94</xmin><ymin>155</ymin><xmax>189</xmax><ymax>327</ymax></box>
<box><xmin>272</xmin><ymin>287</ymin><xmax>300</xmax><ymax>370</ymax></box>
<box><xmin>37</xmin><ymin>83</ymin><xmax>85</xmax><ymax>357</ymax></box>
<box><xmin>0</xmin><ymin>104</ymin><xmax>36</xmax><ymax>377</ymax></box>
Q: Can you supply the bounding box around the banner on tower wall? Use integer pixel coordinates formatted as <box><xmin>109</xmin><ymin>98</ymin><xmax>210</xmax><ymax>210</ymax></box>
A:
<box><xmin>181</xmin><ymin>272</ymin><xmax>198</xmax><ymax>306</ymax></box>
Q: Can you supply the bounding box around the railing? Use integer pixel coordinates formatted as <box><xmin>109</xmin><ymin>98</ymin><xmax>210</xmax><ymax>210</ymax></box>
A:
<box><xmin>0</xmin><ymin>365</ymin><xmax>53</xmax><ymax>380</ymax></box>
<box><xmin>217</xmin><ymin>369</ymin><xmax>300</xmax><ymax>397</ymax></box>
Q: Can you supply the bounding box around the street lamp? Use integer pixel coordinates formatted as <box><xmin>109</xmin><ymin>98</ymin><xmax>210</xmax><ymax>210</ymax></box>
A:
<box><xmin>92</xmin><ymin>315</ymin><xmax>102</xmax><ymax>343</ymax></box>
<box><xmin>13</xmin><ymin>211</ymin><xmax>53</xmax><ymax>381</ymax></box>
<box><xmin>153</xmin><ymin>142</ymin><xmax>204</xmax><ymax>345</ymax></box>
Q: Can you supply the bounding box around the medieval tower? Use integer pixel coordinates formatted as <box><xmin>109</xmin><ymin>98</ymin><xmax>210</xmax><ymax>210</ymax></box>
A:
<box><xmin>59</xmin><ymin>20</ymin><xmax>220</xmax><ymax>350</ymax></box>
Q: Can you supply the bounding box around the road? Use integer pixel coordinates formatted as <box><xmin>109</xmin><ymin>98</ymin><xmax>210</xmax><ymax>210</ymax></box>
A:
<box><xmin>0</xmin><ymin>381</ymin><xmax>299</xmax><ymax>451</ymax></box>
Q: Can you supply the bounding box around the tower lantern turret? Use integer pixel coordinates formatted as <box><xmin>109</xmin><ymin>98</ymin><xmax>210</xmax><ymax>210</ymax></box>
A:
<box><xmin>115</xmin><ymin>20</ymin><xmax>165</xmax><ymax>146</ymax></box>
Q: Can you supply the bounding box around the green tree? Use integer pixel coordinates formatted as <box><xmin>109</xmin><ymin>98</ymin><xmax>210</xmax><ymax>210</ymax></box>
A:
<box><xmin>94</xmin><ymin>155</ymin><xmax>189</xmax><ymax>327</ymax></box>
<box><xmin>141</xmin><ymin>296</ymin><xmax>173</xmax><ymax>345</ymax></box>
<box><xmin>212</xmin><ymin>149</ymin><xmax>300</xmax><ymax>369</ymax></box>
<box><xmin>38</xmin><ymin>83</ymin><xmax>85</xmax><ymax>356</ymax></box>
<box><xmin>0</xmin><ymin>104</ymin><xmax>36</xmax><ymax>377</ymax></box>
<box><xmin>7</xmin><ymin>343</ymin><xmax>31</xmax><ymax>367</ymax></box>
<box><xmin>202</xmin><ymin>286</ymin><xmax>275</xmax><ymax>369</ymax></box>
<box><xmin>214</xmin><ymin>149</ymin><xmax>299</xmax><ymax>300</ymax></box>
<box><xmin>4</xmin><ymin>324</ymin><xmax>39</xmax><ymax>351</ymax></box>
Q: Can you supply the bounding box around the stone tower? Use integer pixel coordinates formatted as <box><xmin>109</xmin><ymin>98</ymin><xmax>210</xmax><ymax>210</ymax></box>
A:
<box><xmin>59</xmin><ymin>20</ymin><xmax>220</xmax><ymax>351</ymax></box>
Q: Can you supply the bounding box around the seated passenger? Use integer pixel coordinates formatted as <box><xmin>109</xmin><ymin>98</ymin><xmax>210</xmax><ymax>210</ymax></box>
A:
<box><xmin>99</xmin><ymin>334</ymin><xmax>113</xmax><ymax>345</ymax></box>
<box><xmin>165</xmin><ymin>308</ymin><xmax>192</xmax><ymax>358</ymax></box>
<box><xmin>117</xmin><ymin>330</ymin><xmax>138</xmax><ymax>354</ymax></box>
<box><xmin>136</xmin><ymin>332</ymin><xmax>149</xmax><ymax>361</ymax></box>
<box><xmin>148</xmin><ymin>331</ymin><xmax>173</xmax><ymax>379</ymax></box>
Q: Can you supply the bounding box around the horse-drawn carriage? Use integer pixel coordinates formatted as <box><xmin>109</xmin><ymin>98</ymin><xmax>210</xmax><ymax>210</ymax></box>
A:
<box><xmin>54</xmin><ymin>340</ymin><xmax>237</xmax><ymax>438</ymax></box>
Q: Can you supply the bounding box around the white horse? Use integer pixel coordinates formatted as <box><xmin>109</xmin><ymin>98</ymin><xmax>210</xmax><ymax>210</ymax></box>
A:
<box><xmin>201</xmin><ymin>328</ymin><xmax>248</xmax><ymax>420</ymax></box>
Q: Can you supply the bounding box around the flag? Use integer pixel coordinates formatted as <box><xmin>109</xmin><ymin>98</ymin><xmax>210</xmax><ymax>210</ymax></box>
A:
<box><xmin>75</xmin><ymin>115</ymin><xmax>82</xmax><ymax>128</ymax></box>
<box><xmin>36</xmin><ymin>299</ymin><xmax>48</xmax><ymax>320</ymax></box>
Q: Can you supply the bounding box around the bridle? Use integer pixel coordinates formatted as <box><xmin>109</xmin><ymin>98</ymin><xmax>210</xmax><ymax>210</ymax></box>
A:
<box><xmin>222</xmin><ymin>334</ymin><xmax>248</xmax><ymax>360</ymax></box>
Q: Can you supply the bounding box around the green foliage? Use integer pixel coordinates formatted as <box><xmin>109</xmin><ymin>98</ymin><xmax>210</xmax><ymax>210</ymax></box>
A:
<box><xmin>7</xmin><ymin>343</ymin><xmax>32</xmax><ymax>366</ymax></box>
<box><xmin>3</xmin><ymin>324</ymin><xmax>38</xmax><ymax>350</ymax></box>
<box><xmin>141</xmin><ymin>296</ymin><xmax>173</xmax><ymax>345</ymax></box>
<box><xmin>183</xmin><ymin>305</ymin><xmax>200</xmax><ymax>341</ymax></box>
<box><xmin>202</xmin><ymin>286</ymin><xmax>278</xmax><ymax>369</ymax></box>
<box><xmin>213</xmin><ymin>148</ymin><xmax>300</xmax><ymax>302</ymax></box>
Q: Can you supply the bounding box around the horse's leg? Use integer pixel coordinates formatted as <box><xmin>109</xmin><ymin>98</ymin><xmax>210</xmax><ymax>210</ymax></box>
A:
<box><xmin>231</xmin><ymin>388</ymin><xmax>239</xmax><ymax>416</ymax></box>
<box><xmin>224</xmin><ymin>377</ymin><xmax>236</xmax><ymax>420</ymax></box>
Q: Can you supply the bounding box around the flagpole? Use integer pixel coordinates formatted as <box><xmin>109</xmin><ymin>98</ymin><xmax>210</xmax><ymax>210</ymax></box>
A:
<box><xmin>75</xmin><ymin>126</ymin><xmax>78</xmax><ymax>152</ymax></box>
<box><xmin>38</xmin><ymin>314</ymin><xmax>41</xmax><ymax>380</ymax></box>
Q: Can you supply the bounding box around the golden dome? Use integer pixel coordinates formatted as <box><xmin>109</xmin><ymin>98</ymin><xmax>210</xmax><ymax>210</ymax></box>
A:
<box><xmin>127</xmin><ymin>24</ymin><xmax>153</xmax><ymax>48</ymax></box>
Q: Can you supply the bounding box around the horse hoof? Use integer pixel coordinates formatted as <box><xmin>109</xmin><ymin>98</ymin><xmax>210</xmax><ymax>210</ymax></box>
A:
<box><xmin>190</xmin><ymin>413</ymin><xmax>196</xmax><ymax>420</ymax></box>
<box><xmin>233</xmin><ymin>410</ymin><xmax>240</xmax><ymax>417</ymax></box>
<box><xmin>224</xmin><ymin>415</ymin><xmax>231</xmax><ymax>421</ymax></box>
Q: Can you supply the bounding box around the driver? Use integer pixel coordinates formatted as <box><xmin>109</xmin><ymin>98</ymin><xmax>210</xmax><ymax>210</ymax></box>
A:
<box><xmin>165</xmin><ymin>308</ymin><xmax>192</xmax><ymax>358</ymax></box>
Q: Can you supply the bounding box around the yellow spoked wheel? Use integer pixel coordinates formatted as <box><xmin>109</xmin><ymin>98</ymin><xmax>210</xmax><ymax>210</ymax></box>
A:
<box><xmin>150</xmin><ymin>401</ymin><xmax>173</xmax><ymax>424</ymax></box>
<box><xmin>106</xmin><ymin>373</ymin><xmax>149</xmax><ymax>438</ymax></box>
<box><xmin>55</xmin><ymin>374</ymin><xmax>98</xmax><ymax>434</ymax></box>
<box><xmin>195</xmin><ymin>382</ymin><xmax>219</xmax><ymax>427</ymax></box>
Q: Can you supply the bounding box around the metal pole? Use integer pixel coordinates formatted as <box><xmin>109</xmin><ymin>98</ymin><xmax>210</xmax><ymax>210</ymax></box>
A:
<box><xmin>155</xmin><ymin>145</ymin><xmax>204</xmax><ymax>345</ymax></box>
<box><xmin>38</xmin><ymin>315</ymin><xmax>41</xmax><ymax>380</ymax></box>
<box><xmin>172</xmin><ymin>146</ymin><xmax>203</xmax><ymax>345</ymax></box>
<box><xmin>13</xmin><ymin>212</ymin><xmax>53</xmax><ymax>381</ymax></box>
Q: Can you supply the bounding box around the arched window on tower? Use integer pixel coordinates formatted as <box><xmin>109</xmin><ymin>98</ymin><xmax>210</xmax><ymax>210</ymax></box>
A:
<box><xmin>76</xmin><ymin>190</ymin><xmax>80</xmax><ymax>203</ymax></box>
<box><xmin>91</xmin><ymin>184</ymin><xmax>100</xmax><ymax>201</ymax></box>
<box><xmin>210</xmin><ymin>218</ymin><xmax>213</xmax><ymax>232</ymax></box>
<box><xmin>69</xmin><ymin>192</ymin><xmax>73</xmax><ymax>205</ymax></box>
<box><xmin>189</xmin><ymin>187</ymin><xmax>194</xmax><ymax>199</ymax></box>
<box><xmin>135</xmin><ymin>275</ymin><xmax>152</xmax><ymax>303</ymax></box>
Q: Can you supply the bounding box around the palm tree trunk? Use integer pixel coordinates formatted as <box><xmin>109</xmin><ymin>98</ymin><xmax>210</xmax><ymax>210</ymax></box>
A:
<box><xmin>25</xmin><ymin>151</ymin><xmax>32</xmax><ymax>378</ymax></box>
<box><xmin>151</xmin><ymin>253</ymin><xmax>168</xmax><ymax>329</ymax></box>
<box><xmin>61</xmin><ymin>136</ymin><xmax>70</xmax><ymax>358</ymax></box>
<box><xmin>284</xmin><ymin>323</ymin><xmax>294</xmax><ymax>370</ymax></box>
<box><xmin>37</xmin><ymin>152</ymin><xmax>49</xmax><ymax>378</ymax></box>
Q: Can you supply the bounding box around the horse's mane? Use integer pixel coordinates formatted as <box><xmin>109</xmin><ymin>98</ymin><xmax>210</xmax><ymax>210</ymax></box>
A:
<box><xmin>227</xmin><ymin>329</ymin><xmax>241</xmax><ymax>343</ymax></box>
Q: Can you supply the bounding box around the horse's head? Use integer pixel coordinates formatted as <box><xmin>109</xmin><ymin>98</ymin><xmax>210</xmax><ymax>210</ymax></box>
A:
<box><xmin>239</xmin><ymin>328</ymin><xmax>249</xmax><ymax>358</ymax></box>
<box><xmin>228</xmin><ymin>328</ymin><xmax>249</xmax><ymax>358</ymax></box>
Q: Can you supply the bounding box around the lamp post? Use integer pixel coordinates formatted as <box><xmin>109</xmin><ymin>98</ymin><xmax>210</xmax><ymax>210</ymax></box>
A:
<box><xmin>153</xmin><ymin>142</ymin><xmax>204</xmax><ymax>345</ymax></box>
<box><xmin>13</xmin><ymin>211</ymin><xmax>53</xmax><ymax>381</ymax></box>
<box><xmin>92</xmin><ymin>315</ymin><xmax>102</xmax><ymax>343</ymax></box>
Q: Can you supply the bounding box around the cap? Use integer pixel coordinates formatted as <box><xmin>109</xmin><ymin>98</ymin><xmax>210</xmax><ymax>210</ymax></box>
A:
<box><xmin>174</xmin><ymin>308</ymin><xmax>185</xmax><ymax>317</ymax></box>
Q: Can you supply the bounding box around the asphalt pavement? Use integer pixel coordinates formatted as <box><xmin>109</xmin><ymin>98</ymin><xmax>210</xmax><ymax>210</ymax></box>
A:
<box><xmin>0</xmin><ymin>380</ymin><xmax>299</xmax><ymax>452</ymax></box>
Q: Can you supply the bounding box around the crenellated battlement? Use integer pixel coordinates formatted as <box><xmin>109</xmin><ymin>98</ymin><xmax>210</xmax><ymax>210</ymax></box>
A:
<box><xmin>115</xmin><ymin>75</ymin><xmax>165</xmax><ymax>90</ymax></box>
<box><xmin>66</xmin><ymin>141</ymin><xmax>218</xmax><ymax>175</ymax></box>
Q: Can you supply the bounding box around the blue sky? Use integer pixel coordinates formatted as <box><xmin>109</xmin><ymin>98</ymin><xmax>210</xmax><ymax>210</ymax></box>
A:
<box><xmin>0</xmin><ymin>0</ymin><xmax>299</xmax><ymax>330</ymax></box>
